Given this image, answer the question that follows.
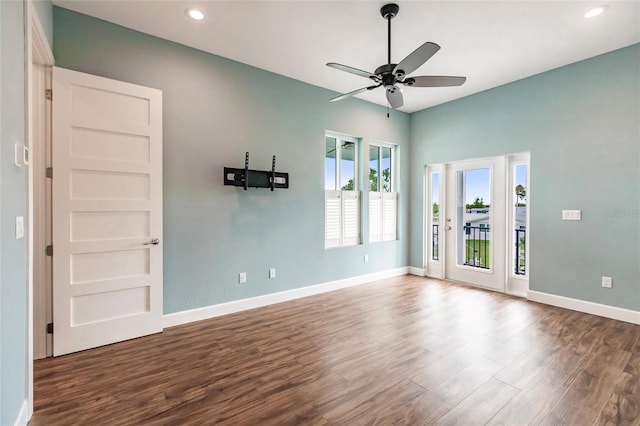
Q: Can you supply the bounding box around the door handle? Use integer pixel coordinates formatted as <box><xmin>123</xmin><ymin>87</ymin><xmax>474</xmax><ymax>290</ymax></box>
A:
<box><xmin>446</xmin><ymin>226</ymin><xmax>452</xmax><ymax>231</ymax></box>
<box><xmin>144</xmin><ymin>238</ymin><xmax>160</xmax><ymax>245</ymax></box>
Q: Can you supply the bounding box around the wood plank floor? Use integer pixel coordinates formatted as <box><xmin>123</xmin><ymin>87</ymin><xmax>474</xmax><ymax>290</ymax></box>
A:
<box><xmin>31</xmin><ymin>276</ymin><xmax>640</xmax><ymax>425</ymax></box>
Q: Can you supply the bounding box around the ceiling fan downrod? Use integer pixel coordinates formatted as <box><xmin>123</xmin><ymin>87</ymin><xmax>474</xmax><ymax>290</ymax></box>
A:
<box><xmin>380</xmin><ymin>3</ymin><xmax>399</xmax><ymax>65</ymax></box>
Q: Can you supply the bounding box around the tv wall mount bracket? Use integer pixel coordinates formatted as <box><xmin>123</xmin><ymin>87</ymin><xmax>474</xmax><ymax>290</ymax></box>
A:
<box><xmin>224</xmin><ymin>152</ymin><xmax>289</xmax><ymax>191</ymax></box>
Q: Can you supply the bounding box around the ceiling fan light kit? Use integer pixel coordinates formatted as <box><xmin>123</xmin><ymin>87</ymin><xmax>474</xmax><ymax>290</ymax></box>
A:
<box><xmin>327</xmin><ymin>3</ymin><xmax>466</xmax><ymax>113</ymax></box>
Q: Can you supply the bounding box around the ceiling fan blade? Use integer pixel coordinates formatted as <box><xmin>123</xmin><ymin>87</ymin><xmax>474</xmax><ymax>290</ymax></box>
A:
<box><xmin>330</xmin><ymin>85</ymin><xmax>380</xmax><ymax>102</ymax></box>
<box><xmin>386</xmin><ymin>86</ymin><xmax>403</xmax><ymax>109</ymax></box>
<box><xmin>326</xmin><ymin>63</ymin><xmax>377</xmax><ymax>80</ymax></box>
<box><xmin>403</xmin><ymin>76</ymin><xmax>467</xmax><ymax>87</ymax></box>
<box><xmin>393</xmin><ymin>42</ymin><xmax>440</xmax><ymax>78</ymax></box>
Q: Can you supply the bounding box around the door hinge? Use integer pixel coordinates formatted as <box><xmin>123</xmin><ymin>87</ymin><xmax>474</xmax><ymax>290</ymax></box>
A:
<box><xmin>46</xmin><ymin>167</ymin><xmax>53</xmax><ymax>178</ymax></box>
<box><xmin>46</xmin><ymin>322</ymin><xmax>53</xmax><ymax>334</ymax></box>
<box><xmin>45</xmin><ymin>89</ymin><xmax>52</xmax><ymax>101</ymax></box>
<box><xmin>46</xmin><ymin>245</ymin><xmax>53</xmax><ymax>256</ymax></box>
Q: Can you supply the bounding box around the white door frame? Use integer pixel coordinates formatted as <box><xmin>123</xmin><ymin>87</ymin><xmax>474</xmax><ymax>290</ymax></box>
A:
<box><xmin>27</xmin><ymin>0</ymin><xmax>55</xmax><ymax>421</ymax></box>
<box><xmin>424</xmin><ymin>164</ymin><xmax>445</xmax><ymax>279</ymax></box>
<box><xmin>506</xmin><ymin>152</ymin><xmax>530</xmax><ymax>297</ymax></box>
<box><xmin>425</xmin><ymin>154</ymin><xmax>530</xmax><ymax>296</ymax></box>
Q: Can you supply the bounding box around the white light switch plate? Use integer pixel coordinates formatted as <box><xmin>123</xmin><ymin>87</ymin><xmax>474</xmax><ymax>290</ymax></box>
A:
<box><xmin>562</xmin><ymin>210</ymin><xmax>581</xmax><ymax>221</ymax></box>
<box><xmin>269</xmin><ymin>268</ymin><xmax>276</xmax><ymax>279</ymax></box>
<box><xmin>15</xmin><ymin>216</ymin><xmax>24</xmax><ymax>239</ymax></box>
<box><xmin>602</xmin><ymin>276</ymin><xmax>612</xmax><ymax>288</ymax></box>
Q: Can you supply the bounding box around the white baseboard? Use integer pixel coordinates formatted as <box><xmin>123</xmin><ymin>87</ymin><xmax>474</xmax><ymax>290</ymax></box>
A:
<box><xmin>163</xmin><ymin>267</ymin><xmax>409</xmax><ymax>328</ymax></box>
<box><xmin>407</xmin><ymin>266</ymin><xmax>426</xmax><ymax>276</ymax></box>
<box><xmin>14</xmin><ymin>400</ymin><xmax>28</xmax><ymax>426</ymax></box>
<box><xmin>528</xmin><ymin>290</ymin><xmax>640</xmax><ymax>325</ymax></box>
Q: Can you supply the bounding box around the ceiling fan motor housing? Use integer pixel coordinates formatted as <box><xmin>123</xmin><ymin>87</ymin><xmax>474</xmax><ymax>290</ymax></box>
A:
<box><xmin>374</xmin><ymin>63</ymin><xmax>399</xmax><ymax>87</ymax></box>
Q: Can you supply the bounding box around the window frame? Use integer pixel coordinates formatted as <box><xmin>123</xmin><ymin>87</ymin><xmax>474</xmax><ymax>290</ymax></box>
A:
<box><xmin>325</xmin><ymin>132</ymin><xmax>361</xmax><ymax>248</ymax></box>
<box><xmin>368</xmin><ymin>141</ymin><xmax>398</xmax><ymax>243</ymax></box>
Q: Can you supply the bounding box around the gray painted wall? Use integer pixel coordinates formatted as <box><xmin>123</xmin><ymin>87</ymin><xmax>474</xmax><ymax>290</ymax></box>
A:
<box><xmin>1</xmin><ymin>1</ymin><xmax>29</xmax><ymax>423</ymax></box>
<box><xmin>53</xmin><ymin>7</ymin><xmax>411</xmax><ymax>315</ymax></box>
<box><xmin>409</xmin><ymin>44</ymin><xmax>640</xmax><ymax>311</ymax></box>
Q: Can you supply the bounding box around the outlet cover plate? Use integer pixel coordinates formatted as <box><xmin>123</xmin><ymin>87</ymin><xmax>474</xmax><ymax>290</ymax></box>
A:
<box><xmin>15</xmin><ymin>216</ymin><xmax>24</xmax><ymax>239</ymax></box>
<box><xmin>602</xmin><ymin>276</ymin><xmax>612</xmax><ymax>288</ymax></box>
<box><xmin>562</xmin><ymin>210</ymin><xmax>581</xmax><ymax>221</ymax></box>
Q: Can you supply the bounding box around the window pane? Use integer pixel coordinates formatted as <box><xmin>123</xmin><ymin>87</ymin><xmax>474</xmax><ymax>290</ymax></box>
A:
<box><xmin>514</xmin><ymin>164</ymin><xmax>527</xmax><ymax>276</ymax></box>
<box><xmin>381</xmin><ymin>147</ymin><xmax>392</xmax><ymax>192</ymax></box>
<box><xmin>431</xmin><ymin>172</ymin><xmax>440</xmax><ymax>261</ymax></box>
<box><xmin>457</xmin><ymin>168</ymin><xmax>491</xmax><ymax>269</ymax></box>
<box><xmin>369</xmin><ymin>146</ymin><xmax>379</xmax><ymax>192</ymax></box>
<box><xmin>340</xmin><ymin>141</ymin><xmax>356</xmax><ymax>190</ymax></box>
<box><xmin>325</xmin><ymin>137</ymin><xmax>336</xmax><ymax>190</ymax></box>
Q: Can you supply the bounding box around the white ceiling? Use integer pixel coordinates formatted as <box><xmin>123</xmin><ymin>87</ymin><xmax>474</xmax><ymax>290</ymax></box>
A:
<box><xmin>53</xmin><ymin>1</ymin><xmax>639</xmax><ymax>113</ymax></box>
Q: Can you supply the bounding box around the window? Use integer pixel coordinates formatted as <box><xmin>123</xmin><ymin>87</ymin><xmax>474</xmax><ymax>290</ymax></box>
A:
<box><xmin>512</xmin><ymin>162</ymin><xmax>528</xmax><ymax>276</ymax></box>
<box><xmin>369</xmin><ymin>143</ymin><xmax>397</xmax><ymax>242</ymax></box>
<box><xmin>430</xmin><ymin>171</ymin><xmax>440</xmax><ymax>260</ymax></box>
<box><xmin>325</xmin><ymin>134</ymin><xmax>360</xmax><ymax>248</ymax></box>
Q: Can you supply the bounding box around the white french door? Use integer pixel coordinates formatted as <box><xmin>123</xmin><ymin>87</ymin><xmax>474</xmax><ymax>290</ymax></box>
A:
<box><xmin>52</xmin><ymin>67</ymin><xmax>163</xmax><ymax>356</ymax></box>
<box><xmin>444</xmin><ymin>157</ymin><xmax>506</xmax><ymax>292</ymax></box>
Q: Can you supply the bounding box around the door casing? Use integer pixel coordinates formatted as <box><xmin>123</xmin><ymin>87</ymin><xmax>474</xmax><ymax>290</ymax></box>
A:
<box><xmin>425</xmin><ymin>154</ymin><xmax>529</xmax><ymax>296</ymax></box>
<box><xmin>28</xmin><ymin>1</ymin><xmax>56</xmax><ymax>419</ymax></box>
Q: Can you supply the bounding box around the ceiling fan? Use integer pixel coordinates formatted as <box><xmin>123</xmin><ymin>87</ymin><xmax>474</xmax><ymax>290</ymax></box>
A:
<box><xmin>327</xmin><ymin>3</ymin><xmax>466</xmax><ymax>110</ymax></box>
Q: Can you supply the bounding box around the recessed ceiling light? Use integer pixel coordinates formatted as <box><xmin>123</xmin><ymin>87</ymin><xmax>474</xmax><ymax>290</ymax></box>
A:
<box><xmin>186</xmin><ymin>8</ymin><xmax>205</xmax><ymax>21</ymax></box>
<box><xmin>585</xmin><ymin>5</ymin><xmax>608</xmax><ymax>18</ymax></box>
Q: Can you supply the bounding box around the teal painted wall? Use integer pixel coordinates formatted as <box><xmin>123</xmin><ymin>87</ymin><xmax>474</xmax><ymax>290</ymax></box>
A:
<box><xmin>1</xmin><ymin>1</ymin><xmax>53</xmax><ymax>422</ymax></box>
<box><xmin>409</xmin><ymin>44</ymin><xmax>640</xmax><ymax>311</ymax></box>
<box><xmin>1</xmin><ymin>1</ymin><xmax>28</xmax><ymax>423</ymax></box>
<box><xmin>0</xmin><ymin>4</ymin><xmax>635</xmax><ymax>424</ymax></box>
<box><xmin>53</xmin><ymin>7</ymin><xmax>411</xmax><ymax>315</ymax></box>
<box><xmin>33</xmin><ymin>0</ymin><xmax>53</xmax><ymax>48</ymax></box>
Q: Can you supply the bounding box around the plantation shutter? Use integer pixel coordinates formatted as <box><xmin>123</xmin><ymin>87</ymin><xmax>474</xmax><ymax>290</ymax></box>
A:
<box><xmin>369</xmin><ymin>192</ymin><xmax>382</xmax><ymax>242</ymax></box>
<box><xmin>383</xmin><ymin>192</ymin><xmax>398</xmax><ymax>241</ymax></box>
<box><xmin>342</xmin><ymin>191</ymin><xmax>360</xmax><ymax>245</ymax></box>
<box><xmin>325</xmin><ymin>190</ymin><xmax>341</xmax><ymax>247</ymax></box>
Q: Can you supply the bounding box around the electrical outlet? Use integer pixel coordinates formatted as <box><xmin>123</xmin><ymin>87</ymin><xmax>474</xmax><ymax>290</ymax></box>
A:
<box><xmin>364</xmin><ymin>255</ymin><xmax>368</xmax><ymax>263</ymax></box>
<box><xmin>562</xmin><ymin>210</ymin><xmax>581</xmax><ymax>221</ymax></box>
<box><xmin>269</xmin><ymin>268</ymin><xmax>276</xmax><ymax>279</ymax></box>
<box><xmin>15</xmin><ymin>216</ymin><xmax>24</xmax><ymax>239</ymax></box>
<box><xmin>238</xmin><ymin>272</ymin><xmax>247</xmax><ymax>284</ymax></box>
<box><xmin>601</xmin><ymin>276</ymin><xmax>612</xmax><ymax>289</ymax></box>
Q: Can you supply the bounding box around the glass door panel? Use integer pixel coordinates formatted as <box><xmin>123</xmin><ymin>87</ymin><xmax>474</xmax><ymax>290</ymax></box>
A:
<box><xmin>445</xmin><ymin>157</ymin><xmax>506</xmax><ymax>292</ymax></box>
<box><xmin>456</xmin><ymin>168</ymin><xmax>492</xmax><ymax>269</ymax></box>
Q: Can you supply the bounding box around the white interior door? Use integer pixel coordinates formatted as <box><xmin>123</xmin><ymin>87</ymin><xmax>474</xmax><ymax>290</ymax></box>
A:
<box><xmin>52</xmin><ymin>67</ymin><xmax>163</xmax><ymax>356</ymax></box>
<box><xmin>444</xmin><ymin>157</ymin><xmax>506</xmax><ymax>292</ymax></box>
